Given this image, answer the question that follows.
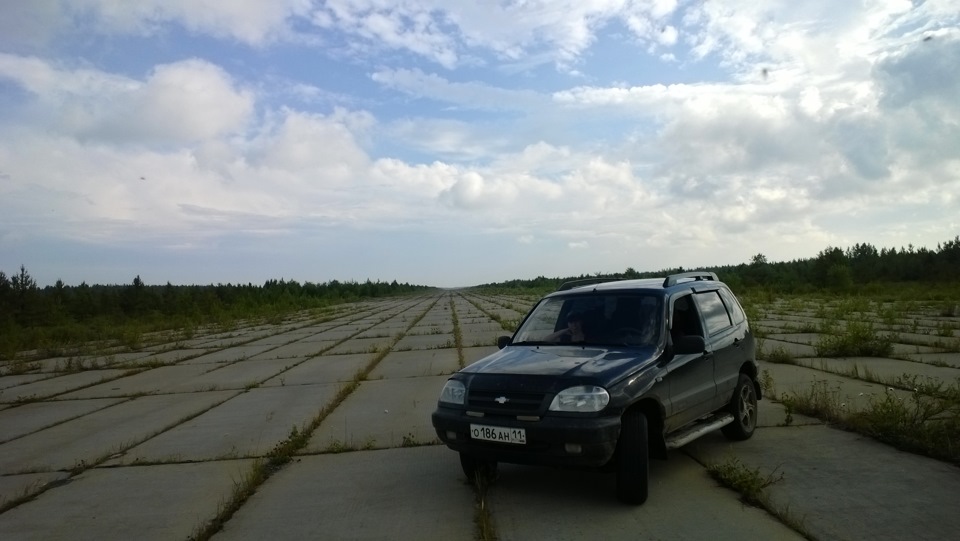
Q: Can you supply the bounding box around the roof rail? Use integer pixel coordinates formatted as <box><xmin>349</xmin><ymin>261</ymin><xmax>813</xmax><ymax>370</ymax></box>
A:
<box><xmin>556</xmin><ymin>278</ymin><xmax>618</xmax><ymax>291</ymax></box>
<box><xmin>663</xmin><ymin>271</ymin><xmax>718</xmax><ymax>288</ymax></box>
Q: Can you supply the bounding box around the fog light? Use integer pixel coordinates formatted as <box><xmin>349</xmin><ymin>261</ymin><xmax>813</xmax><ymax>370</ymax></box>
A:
<box><xmin>446</xmin><ymin>431</ymin><xmax>457</xmax><ymax>440</ymax></box>
<box><xmin>564</xmin><ymin>443</ymin><xmax>582</xmax><ymax>454</ymax></box>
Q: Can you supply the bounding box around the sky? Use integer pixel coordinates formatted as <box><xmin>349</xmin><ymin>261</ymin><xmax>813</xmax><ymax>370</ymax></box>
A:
<box><xmin>0</xmin><ymin>1</ymin><xmax>958</xmax><ymax>288</ymax></box>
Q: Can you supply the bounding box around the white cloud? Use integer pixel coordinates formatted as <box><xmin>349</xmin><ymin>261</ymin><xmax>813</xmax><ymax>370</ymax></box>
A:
<box><xmin>69</xmin><ymin>0</ymin><xmax>312</xmax><ymax>45</ymax></box>
<box><xmin>0</xmin><ymin>56</ymin><xmax>254</xmax><ymax>145</ymax></box>
<box><xmin>2</xmin><ymin>1</ymin><xmax>960</xmax><ymax>287</ymax></box>
<box><xmin>370</xmin><ymin>68</ymin><xmax>541</xmax><ymax>110</ymax></box>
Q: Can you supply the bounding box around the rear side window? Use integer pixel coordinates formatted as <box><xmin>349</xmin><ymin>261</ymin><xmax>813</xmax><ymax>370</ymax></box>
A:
<box><xmin>697</xmin><ymin>291</ymin><xmax>732</xmax><ymax>335</ymax></box>
<box><xmin>718</xmin><ymin>288</ymin><xmax>746</xmax><ymax>325</ymax></box>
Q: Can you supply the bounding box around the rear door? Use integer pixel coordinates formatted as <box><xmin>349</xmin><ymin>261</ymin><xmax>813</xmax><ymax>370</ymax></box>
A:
<box><xmin>693</xmin><ymin>288</ymin><xmax>744</xmax><ymax>408</ymax></box>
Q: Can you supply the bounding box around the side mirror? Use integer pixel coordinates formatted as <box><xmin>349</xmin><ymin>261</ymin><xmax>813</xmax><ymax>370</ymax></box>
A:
<box><xmin>674</xmin><ymin>335</ymin><xmax>706</xmax><ymax>354</ymax></box>
<box><xmin>497</xmin><ymin>336</ymin><xmax>512</xmax><ymax>349</ymax></box>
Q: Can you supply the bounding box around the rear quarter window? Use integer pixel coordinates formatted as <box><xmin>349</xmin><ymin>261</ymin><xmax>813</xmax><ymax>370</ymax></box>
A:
<box><xmin>718</xmin><ymin>288</ymin><xmax>746</xmax><ymax>325</ymax></box>
<box><xmin>697</xmin><ymin>291</ymin><xmax>732</xmax><ymax>335</ymax></box>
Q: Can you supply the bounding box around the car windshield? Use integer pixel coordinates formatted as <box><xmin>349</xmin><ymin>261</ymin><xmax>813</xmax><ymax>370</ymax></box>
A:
<box><xmin>513</xmin><ymin>293</ymin><xmax>662</xmax><ymax>347</ymax></box>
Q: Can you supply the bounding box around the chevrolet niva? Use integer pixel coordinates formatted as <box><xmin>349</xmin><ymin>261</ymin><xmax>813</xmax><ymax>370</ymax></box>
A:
<box><xmin>432</xmin><ymin>272</ymin><xmax>760</xmax><ymax>504</ymax></box>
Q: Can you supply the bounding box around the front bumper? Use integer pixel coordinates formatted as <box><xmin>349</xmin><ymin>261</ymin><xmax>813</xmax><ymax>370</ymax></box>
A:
<box><xmin>431</xmin><ymin>406</ymin><xmax>621</xmax><ymax>468</ymax></box>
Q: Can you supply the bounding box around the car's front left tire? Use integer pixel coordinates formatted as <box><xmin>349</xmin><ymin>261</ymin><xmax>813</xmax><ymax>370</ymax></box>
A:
<box><xmin>615</xmin><ymin>409</ymin><xmax>649</xmax><ymax>505</ymax></box>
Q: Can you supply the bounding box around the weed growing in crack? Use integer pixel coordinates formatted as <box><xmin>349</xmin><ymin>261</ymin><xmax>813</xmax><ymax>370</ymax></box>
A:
<box><xmin>762</xmin><ymin>345</ymin><xmax>795</xmax><ymax>364</ymax></box>
<box><xmin>707</xmin><ymin>456</ymin><xmax>784</xmax><ymax>507</ymax></box>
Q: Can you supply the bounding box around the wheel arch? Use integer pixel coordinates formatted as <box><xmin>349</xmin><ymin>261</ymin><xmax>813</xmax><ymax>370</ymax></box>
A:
<box><xmin>622</xmin><ymin>398</ymin><xmax>666</xmax><ymax>460</ymax></box>
<box><xmin>739</xmin><ymin>361</ymin><xmax>762</xmax><ymax>400</ymax></box>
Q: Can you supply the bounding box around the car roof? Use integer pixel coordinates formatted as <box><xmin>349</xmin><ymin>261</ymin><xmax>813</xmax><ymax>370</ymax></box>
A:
<box><xmin>550</xmin><ymin>272</ymin><xmax>722</xmax><ymax>297</ymax></box>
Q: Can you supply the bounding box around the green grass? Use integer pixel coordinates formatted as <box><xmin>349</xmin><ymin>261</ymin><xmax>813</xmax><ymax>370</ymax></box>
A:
<box><xmin>762</xmin><ymin>345</ymin><xmax>796</xmax><ymax>364</ymax></box>
<box><xmin>471</xmin><ymin>471</ymin><xmax>498</xmax><ymax>541</ymax></box>
<box><xmin>815</xmin><ymin>321</ymin><xmax>894</xmax><ymax>357</ymax></box>
<box><xmin>706</xmin><ymin>456</ymin><xmax>784</xmax><ymax>507</ymax></box>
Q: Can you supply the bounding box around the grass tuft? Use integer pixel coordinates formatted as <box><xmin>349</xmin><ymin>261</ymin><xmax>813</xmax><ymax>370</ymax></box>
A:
<box><xmin>815</xmin><ymin>321</ymin><xmax>893</xmax><ymax>357</ymax></box>
<box><xmin>707</xmin><ymin>456</ymin><xmax>784</xmax><ymax>507</ymax></box>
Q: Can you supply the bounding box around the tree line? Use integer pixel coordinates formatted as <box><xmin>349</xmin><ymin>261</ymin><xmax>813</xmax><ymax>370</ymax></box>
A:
<box><xmin>477</xmin><ymin>236</ymin><xmax>960</xmax><ymax>295</ymax></box>
<box><xmin>0</xmin><ymin>269</ymin><xmax>431</xmax><ymax>358</ymax></box>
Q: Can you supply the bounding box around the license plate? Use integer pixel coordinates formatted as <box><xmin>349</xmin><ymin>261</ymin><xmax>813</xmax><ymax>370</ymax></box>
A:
<box><xmin>470</xmin><ymin>424</ymin><xmax>526</xmax><ymax>444</ymax></box>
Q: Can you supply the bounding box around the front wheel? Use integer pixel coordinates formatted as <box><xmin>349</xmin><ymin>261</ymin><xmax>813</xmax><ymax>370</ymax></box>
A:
<box><xmin>721</xmin><ymin>374</ymin><xmax>758</xmax><ymax>440</ymax></box>
<box><xmin>615</xmin><ymin>410</ymin><xmax>649</xmax><ymax>505</ymax></box>
<box><xmin>459</xmin><ymin>452</ymin><xmax>498</xmax><ymax>485</ymax></box>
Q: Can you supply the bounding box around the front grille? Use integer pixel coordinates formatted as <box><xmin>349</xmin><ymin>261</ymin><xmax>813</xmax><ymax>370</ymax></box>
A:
<box><xmin>468</xmin><ymin>389</ymin><xmax>546</xmax><ymax>413</ymax></box>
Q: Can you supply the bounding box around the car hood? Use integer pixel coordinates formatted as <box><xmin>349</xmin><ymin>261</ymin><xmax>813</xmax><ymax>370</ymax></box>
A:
<box><xmin>462</xmin><ymin>344</ymin><xmax>661</xmax><ymax>384</ymax></box>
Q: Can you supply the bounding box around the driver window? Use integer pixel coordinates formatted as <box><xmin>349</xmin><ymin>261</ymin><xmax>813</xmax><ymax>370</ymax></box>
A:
<box><xmin>671</xmin><ymin>294</ymin><xmax>703</xmax><ymax>341</ymax></box>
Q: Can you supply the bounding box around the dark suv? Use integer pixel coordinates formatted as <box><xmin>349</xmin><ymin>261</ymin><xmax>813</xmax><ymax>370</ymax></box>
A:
<box><xmin>431</xmin><ymin>272</ymin><xmax>759</xmax><ymax>504</ymax></box>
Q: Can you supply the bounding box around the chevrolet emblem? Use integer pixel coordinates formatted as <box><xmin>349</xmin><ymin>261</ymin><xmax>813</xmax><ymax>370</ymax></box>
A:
<box><xmin>494</xmin><ymin>396</ymin><xmax>509</xmax><ymax>404</ymax></box>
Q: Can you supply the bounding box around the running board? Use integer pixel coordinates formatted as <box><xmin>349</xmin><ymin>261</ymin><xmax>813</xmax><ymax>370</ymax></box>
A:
<box><xmin>665</xmin><ymin>413</ymin><xmax>734</xmax><ymax>449</ymax></box>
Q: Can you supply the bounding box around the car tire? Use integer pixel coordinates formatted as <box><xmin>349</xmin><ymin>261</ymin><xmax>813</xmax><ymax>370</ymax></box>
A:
<box><xmin>615</xmin><ymin>410</ymin><xmax>649</xmax><ymax>505</ymax></box>
<box><xmin>722</xmin><ymin>374</ymin><xmax>758</xmax><ymax>441</ymax></box>
<box><xmin>459</xmin><ymin>452</ymin><xmax>498</xmax><ymax>485</ymax></box>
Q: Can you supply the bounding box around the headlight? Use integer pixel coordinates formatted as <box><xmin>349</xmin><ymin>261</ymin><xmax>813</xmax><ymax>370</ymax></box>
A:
<box><xmin>438</xmin><ymin>380</ymin><xmax>466</xmax><ymax>405</ymax></box>
<box><xmin>549</xmin><ymin>385</ymin><xmax>610</xmax><ymax>412</ymax></box>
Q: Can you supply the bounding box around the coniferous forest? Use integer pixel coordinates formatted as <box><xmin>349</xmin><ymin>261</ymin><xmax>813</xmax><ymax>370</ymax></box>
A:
<box><xmin>479</xmin><ymin>237</ymin><xmax>960</xmax><ymax>296</ymax></box>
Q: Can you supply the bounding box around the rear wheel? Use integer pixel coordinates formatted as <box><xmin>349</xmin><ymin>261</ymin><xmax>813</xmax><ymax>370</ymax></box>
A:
<box><xmin>615</xmin><ymin>410</ymin><xmax>649</xmax><ymax>505</ymax></box>
<box><xmin>721</xmin><ymin>374</ymin><xmax>758</xmax><ymax>440</ymax></box>
<box><xmin>459</xmin><ymin>452</ymin><xmax>498</xmax><ymax>485</ymax></box>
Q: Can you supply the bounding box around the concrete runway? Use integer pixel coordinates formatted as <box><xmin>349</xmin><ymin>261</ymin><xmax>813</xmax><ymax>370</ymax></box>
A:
<box><xmin>1</xmin><ymin>291</ymin><xmax>959</xmax><ymax>540</ymax></box>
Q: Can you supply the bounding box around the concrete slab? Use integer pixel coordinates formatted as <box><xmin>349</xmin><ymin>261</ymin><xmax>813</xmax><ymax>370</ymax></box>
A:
<box><xmin>369</xmin><ymin>349</ymin><xmax>460</xmax><ymax>379</ymax></box>
<box><xmin>325</xmin><ymin>336</ymin><xmax>394</xmax><ymax>355</ymax></box>
<box><xmin>393</xmin><ymin>333</ymin><xmax>455</xmax><ymax>351</ymax></box>
<box><xmin>306</xmin><ymin>327</ymin><xmax>364</xmax><ymax>341</ymax></box>
<box><xmin>182</xmin><ymin>345</ymin><xmax>278</xmax><ymax>365</ymax></box>
<box><xmin>794</xmin><ymin>357</ymin><xmax>960</xmax><ymax>384</ymax></box>
<box><xmin>0</xmin><ymin>373</ymin><xmax>50</xmax><ymax>390</ymax></box>
<box><xmin>488</xmin><ymin>452</ymin><xmax>804</xmax><ymax>541</ymax></box>
<box><xmin>460</xmin><ymin>321</ymin><xmax>505</xmax><ymax>332</ymax></box>
<box><xmin>0</xmin><ymin>370</ymin><xmax>128</xmax><ymax>403</ymax></box>
<box><xmin>0</xmin><ymin>472</ymin><xmax>69</xmax><ymax>509</ymax></box>
<box><xmin>686</xmin><ymin>425</ymin><xmax>960</xmax><ymax>541</ymax></box>
<box><xmin>891</xmin><ymin>342</ymin><xmax>944</xmax><ymax>355</ymax></box>
<box><xmin>0</xmin><ymin>460</ymin><xmax>254</xmax><ymax>541</ymax></box>
<box><xmin>0</xmin><ymin>398</ymin><xmax>125</xmax><ymax>443</ymax></box>
<box><xmin>905</xmin><ymin>351</ymin><xmax>960</xmax><ymax>368</ymax></box>
<box><xmin>305</xmin><ymin>376</ymin><xmax>446</xmax><ymax>451</ymax></box>
<box><xmin>84</xmin><ymin>351</ymin><xmax>155</xmax><ymax>366</ymax></box>
<box><xmin>757</xmin><ymin>399</ymin><xmax>821</xmax><ymax>427</ymax></box>
<box><xmin>759</xmin><ymin>338</ymin><xmax>817</xmax><ymax>358</ymax></box>
<box><xmin>217</xmin><ymin>447</ymin><xmax>474</xmax><ymax>541</ymax></box>
<box><xmin>261</xmin><ymin>354</ymin><xmax>370</xmax><ymax>386</ymax></box>
<box><xmin>247</xmin><ymin>341</ymin><xmax>327</xmax><ymax>360</ymax></box>
<box><xmin>242</xmin><ymin>334</ymin><xmax>298</xmax><ymax>347</ymax></box>
<box><xmin>758</xmin><ymin>361</ymin><xmax>911</xmax><ymax>411</ymax></box>
<box><xmin>407</xmin><ymin>322</ymin><xmax>455</xmax><ymax>335</ymax></box>
<box><xmin>0</xmin><ymin>357</ymin><xmax>72</xmax><ymax>374</ymax></box>
<box><xmin>0</xmin><ymin>391</ymin><xmax>237</xmax><ymax>473</ymax></box>
<box><xmin>109</xmin><ymin>384</ymin><xmax>341</xmax><ymax>464</ymax></box>
<box><xmin>164</xmin><ymin>359</ymin><xmax>299</xmax><ymax>392</ymax></box>
<box><xmin>766</xmin><ymin>332</ymin><xmax>823</xmax><ymax>345</ymax></box>
<box><xmin>463</xmin><ymin>346</ymin><xmax>499</xmax><ymax>366</ymax></box>
<box><xmin>881</xmin><ymin>330</ymin><xmax>958</xmax><ymax>347</ymax></box>
<box><xmin>56</xmin><ymin>364</ymin><xmax>216</xmax><ymax>399</ymax></box>
<box><xmin>461</xmin><ymin>330</ymin><xmax>505</xmax><ymax>347</ymax></box>
<box><xmin>119</xmin><ymin>348</ymin><xmax>210</xmax><ymax>366</ymax></box>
